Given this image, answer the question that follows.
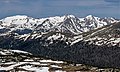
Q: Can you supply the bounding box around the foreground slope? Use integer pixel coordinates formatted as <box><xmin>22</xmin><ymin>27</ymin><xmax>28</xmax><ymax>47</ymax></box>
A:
<box><xmin>1</xmin><ymin>48</ymin><xmax>118</xmax><ymax>72</ymax></box>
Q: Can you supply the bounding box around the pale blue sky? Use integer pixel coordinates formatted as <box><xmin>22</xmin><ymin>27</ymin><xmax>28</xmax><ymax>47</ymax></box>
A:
<box><xmin>0</xmin><ymin>0</ymin><xmax>119</xmax><ymax>19</ymax></box>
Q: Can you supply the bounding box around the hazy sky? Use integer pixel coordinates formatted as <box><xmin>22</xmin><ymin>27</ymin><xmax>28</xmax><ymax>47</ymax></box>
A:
<box><xmin>0</xmin><ymin>0</ymin><xmax>119</xmax><ymax>19</ymax></box>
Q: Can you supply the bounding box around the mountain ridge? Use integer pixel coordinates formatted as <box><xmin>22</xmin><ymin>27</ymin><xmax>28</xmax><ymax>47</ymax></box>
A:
<box><xmin>0</xmin><ymin>15</ymin><xmax>119</xmax><ymax>34</ymax></box>
<box><xmin>0</xmin><ymin>15</ymin><xmax>119</xmax><ymax>46</ymax></box>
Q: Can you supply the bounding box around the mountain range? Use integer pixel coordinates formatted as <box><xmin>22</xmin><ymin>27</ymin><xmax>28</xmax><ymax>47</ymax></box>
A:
<box><xmin>0</xmin><ymin>15</ymin><xmax>120</xmax><ymax>68</ymax></box>
<box><xmin>0</xmin><ymin>15</ymin><xmax>118</xmax><ymax>34</ymax></box>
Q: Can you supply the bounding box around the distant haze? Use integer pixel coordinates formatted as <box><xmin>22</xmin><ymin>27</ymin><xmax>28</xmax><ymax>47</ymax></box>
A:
<box><xmin>0</xmin><ymin>0</ymin><xmax>119</xmax><ymax>19</ymax></box>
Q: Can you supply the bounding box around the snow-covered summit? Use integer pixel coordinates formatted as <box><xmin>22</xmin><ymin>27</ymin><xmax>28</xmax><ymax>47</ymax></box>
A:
<box><xmin>1</xmin><ymin>15</ymin><xmax>28</xmax><ymax>26</ymax></box>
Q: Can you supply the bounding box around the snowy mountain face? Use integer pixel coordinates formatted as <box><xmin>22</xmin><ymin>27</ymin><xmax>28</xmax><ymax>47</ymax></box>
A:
<box><xmin>0</xmin><ymin>15</ymin><xmax>120</xmax><ymax>68</ymax></box>
<box><xmin>82</xmin><ymin>22</ymin><xmax>120</xmax><ymax>46</ymax></box>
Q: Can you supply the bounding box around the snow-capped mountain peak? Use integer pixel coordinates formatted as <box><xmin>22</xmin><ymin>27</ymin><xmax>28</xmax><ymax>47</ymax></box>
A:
<box><xmin>85</xmin><ymin>15</ymin><xmax>94</xmax><ymax>19</ymax></box>
<box><xmin>1</xmin><ymin>15</ymin><xmax>28</xmax><ymax>26</ymax></box>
